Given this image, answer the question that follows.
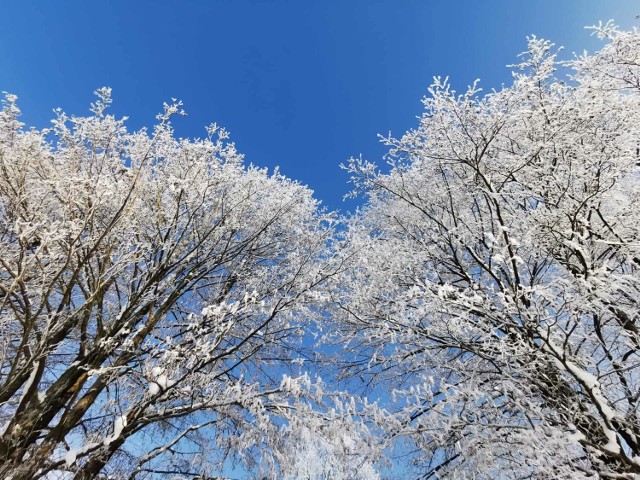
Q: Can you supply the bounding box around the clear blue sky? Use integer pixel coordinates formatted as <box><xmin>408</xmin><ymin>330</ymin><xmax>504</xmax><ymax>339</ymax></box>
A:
<box><xmin>1</xmin><ymin>0</ymin><xmax>637</xmax><ymax>212</ymax></box>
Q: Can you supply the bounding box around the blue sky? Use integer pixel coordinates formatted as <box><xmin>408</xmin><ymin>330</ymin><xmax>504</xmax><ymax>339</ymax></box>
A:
<box><xmin>1</xmin><ymin>1</ymin><xmax>637</xmax><ymax>212</ymax></box>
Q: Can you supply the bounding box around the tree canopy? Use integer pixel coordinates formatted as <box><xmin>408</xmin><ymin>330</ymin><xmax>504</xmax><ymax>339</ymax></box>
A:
<box><xmin>1</xmin><ymin>21</ymin><xmax>640</xmax><ymax>480</ymax></box>
<box><xmin>0</xmin><ymin>90</ymin><xmax>344</xmax><ymax>478</ymax></box>
<box><xmin>338</xmin><ymin>22</ymin><xmax>640</xmax><ymax>479</ymax></box>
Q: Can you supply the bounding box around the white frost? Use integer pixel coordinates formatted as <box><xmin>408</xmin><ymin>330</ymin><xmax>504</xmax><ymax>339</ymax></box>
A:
<box><xmin>104</xmin><ymin>415</ymin><xmax>127</xmax><ymax>446</ymax></box>
<box><xmin>64</xmin><ymin>448</ymin><xmax>78</xmax><ymax>466</ymax></box>
<box><xmin>148</xmin><ymin>382</ymin><xmax>160</xmax><ymax>396</ymax></box>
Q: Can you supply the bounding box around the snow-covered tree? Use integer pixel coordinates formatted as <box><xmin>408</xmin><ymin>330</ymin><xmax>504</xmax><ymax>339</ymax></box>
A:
<box><xmin>0</xmin><ymin>89</ymin><xmax>337</xmax><ymax>479</ymax></box>
<box><xmin>276</xmin><ymin>399</ymin><xmax>382</xmax><ymax>480</ymax></box>
<box><xmin>337</xmin><ymin>23</ymin><xmax>640</xmax><ymax>479</ymax></box>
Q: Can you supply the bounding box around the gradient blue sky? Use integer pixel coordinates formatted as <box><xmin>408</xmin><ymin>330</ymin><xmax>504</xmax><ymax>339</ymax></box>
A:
<box><xmin>1</xmin><ymin>1</ymin><xmax>637</xmax><ymax>211</ymax></box>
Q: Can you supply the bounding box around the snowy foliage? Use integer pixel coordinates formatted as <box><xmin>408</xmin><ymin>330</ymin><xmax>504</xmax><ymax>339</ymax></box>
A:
<box><xmin>337</xmin><ymin>23</ymin><xmax>640</xmax><ymax>479</ymax></box>
<box><xmin>0</xmin><ymin>90</ymin><xmax>344</xmax><ymax>479</ymax></box>
<box><xmin>3</xmin><ymin>21</ymin><xmax>640</xmax><ymax>480</ymax></box>
<box><xmin>276</xmin><ymin>397</ymin><xmax>382</xmax><ymax>480</ymax></box>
